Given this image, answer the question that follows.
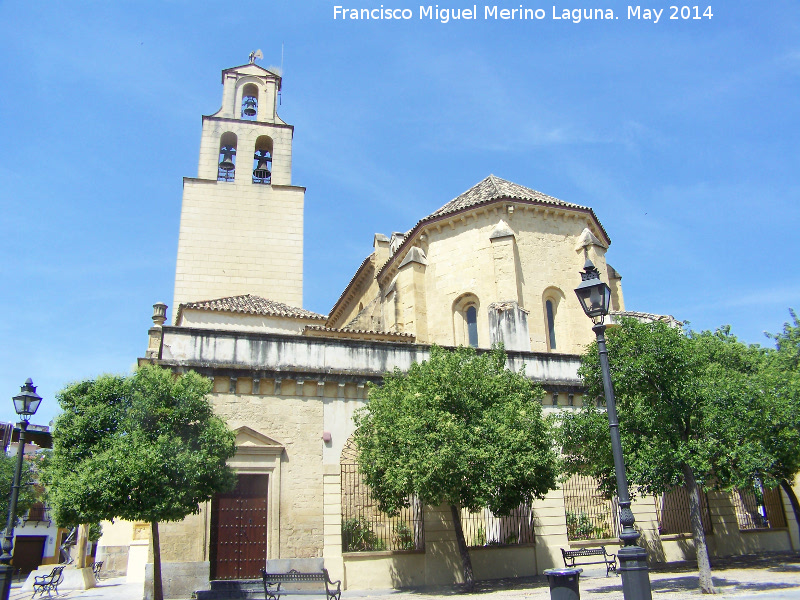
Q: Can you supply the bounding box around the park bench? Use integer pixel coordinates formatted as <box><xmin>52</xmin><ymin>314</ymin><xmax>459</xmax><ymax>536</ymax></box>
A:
<box><xmin>561</xmin><ymin>546</ymin><xmax>617</xmax><ymax>576</ymax></box>
<box><xmin>91</xmin><ymin>560</ymin><xmax>103</xmax><ymax>580</ymax></box>
<box><xmin>32</xmin><ymin>565</ymin><xmax>66</xmax><ymax>598</ymax></box>
<box><xmin>261</xmin><ymin>565</ymin><xmax>341</xmax><ymax>600</ymax></box>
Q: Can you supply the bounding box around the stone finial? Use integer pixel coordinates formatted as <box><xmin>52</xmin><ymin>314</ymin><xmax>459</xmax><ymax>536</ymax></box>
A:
<box><xmin>575</xmin><ymin>227</ymin><xmax>607</xmax><ymax>252</ymax></box>
<box><xmin>399</xmin><ymin>246</ymin><xmax>427</xmax><ymax>268</ymax></box>
<box><xmin>389</xmin><ymin>232</ymin><xmax>406</xmax><ymax>255</ymax></box>
<box><xmin>152</xmin><ymin>302</ymin><xmax>167</xmax><ymax>327</ymax></box>
<box><xmin>489</xmin><ymin>219</ymin><xmax>515</xmax><ymax>241</ymax></box>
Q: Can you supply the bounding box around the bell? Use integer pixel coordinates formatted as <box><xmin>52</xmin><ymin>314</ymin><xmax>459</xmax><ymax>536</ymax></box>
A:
<box><xmin>242</xmin><ymin>96</ymin><xmax>257</xmax><ymax>117</ymax></box>
<box><xmin>218</xmin><ymin>148</ymin><xmax>235</xmax><ymax>172</ymax></box>
<box><xmin>253</xmin><ymin>153</ymin><xmax>271</xmax><ymax>180</ymax></box>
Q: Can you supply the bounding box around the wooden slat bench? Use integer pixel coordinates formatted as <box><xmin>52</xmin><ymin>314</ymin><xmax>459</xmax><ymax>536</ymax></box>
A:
<box><xmin>261</xmin><ymin>568</ymin><xmax>341</xmax><ymax>600</ymax></box>
<box><xmin>32</xmin><ymin>565</ymin><xmax>66</xmax><ymax>598</ymax></box>
<box><xmin>561</xmin><ymin>546</ymin><xmax>617</xmax><ymax>576</ymax></box>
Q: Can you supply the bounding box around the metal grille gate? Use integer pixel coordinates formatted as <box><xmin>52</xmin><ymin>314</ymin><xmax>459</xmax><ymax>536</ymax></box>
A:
<box><xmin>211</xmin><ymin>474</ymin><xmax>268</xmax><ymax>580</ymax></box>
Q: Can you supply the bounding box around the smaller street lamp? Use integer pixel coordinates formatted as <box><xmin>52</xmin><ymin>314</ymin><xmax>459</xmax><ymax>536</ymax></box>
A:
<box><xmin>575</xmin><ymin>260</ymin><xmax>652</xmax><ymax>600</ymax></box>
<box><xmin>0</xmin><ymin>379</ymin><xmax>43</xmax><ymax>600</ymax></box>
<box><xmin>574</xmin><ymin>260</ymin><xmax>612</xmax><ymax>320</ymax></box>
<box><xmin>12</xmin><ymin>380</ymin><xmax>42</xmax><ymax>419</ymax></box>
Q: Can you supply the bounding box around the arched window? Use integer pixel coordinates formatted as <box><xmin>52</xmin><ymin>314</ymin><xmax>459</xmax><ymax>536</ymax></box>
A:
<box><xmin>217</xmin><ymin>132</ymin><xmax>237</xmax><ymax>182</ymax></box>
<box><xmin>453</xmin><ymin>294</ymin><xmax>480</xmax><ymax>348</ymax></box>
<box><xmin>466</xmin><ymin>306</ymin><xmax>478</xmax><ymax>348</ymax></box>
<box><xmin>546</xmin><ymin>300</ymin><xmax>557</xmax><ymax>350</ymax></box>
<box><xmin>241</xmin><ymin>83</ymin><xmax>258</xmax><ymax>120</ymax></box>
<box><xmin>252</xmin><ymin>136</ymin><xmax>273</xmax><ymax>185</ymax></box>
<box><xmin>542</xmin><ymin>288</ymin><xmax>565</xmax><ymax>352</ymax></box>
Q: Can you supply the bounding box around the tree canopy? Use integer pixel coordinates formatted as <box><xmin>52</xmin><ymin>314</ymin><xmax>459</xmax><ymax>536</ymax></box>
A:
<box><xmin>353</xmin><ymin>345</ymin><xmax>559</xmax><ymax>589</ymax></box>
<box><xmin>42</xmin><ymin>365</ymin><xmax>236</xmax><ymax>600</ymax></box>
<box><xmin>558</xmin><ymin>317</ymin><xmax>785</xmax><ymax>593</ymax></box>
<box><xmin>0</xmin><ymin>453</ymin><xmax>38</xmax><ymax>529</ymax></box>
<box><xmin>739</xmin><ymin>311</ymin><xmax>800</xmax><ymax>523</ymax></box>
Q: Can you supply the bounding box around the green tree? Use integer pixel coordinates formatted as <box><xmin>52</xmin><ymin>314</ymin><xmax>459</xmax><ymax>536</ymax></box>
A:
<box><xmin>725</xmin><ymin>310</ymin><xmax>800</xmax><ymax>528</ymax></box>
<box><xmin>685</xmin><ymin>319</ymin><xmax>800</xmax><ymax>530</ymax></box>
<box><xmin>42</xmin><ymin>365</ymin><xmax>237</xmax><ymax>600</ymax></box>
<box><xmin>558</xmin><ymin>318</ymin><xmax>775</xmax><ymax>594</ymax></box>
<box><xmin>353</xmin><ymin>345</ymin><xmax>559</xmax><ymax>590</ymax></box>
<box><xmin>763</xmin><ymin>310</ymin><xmax>800</xmax><ymax>526</ymax></box>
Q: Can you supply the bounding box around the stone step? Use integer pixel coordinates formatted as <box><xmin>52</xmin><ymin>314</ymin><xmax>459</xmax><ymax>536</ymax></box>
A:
<box><xmin>196</xmin><ymin>592</ymin><xmax>264</xmax><ymax>600</ymax></box>
<box><xmin>195</xmin><ymin>579</ymin><xmax>264</xmax><ymax>600</ymax></box>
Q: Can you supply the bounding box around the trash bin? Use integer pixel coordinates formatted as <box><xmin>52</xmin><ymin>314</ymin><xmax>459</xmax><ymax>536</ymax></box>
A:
<box><xmin>543</xmin><ymin>568</ymin><xmax>583</xmax><ymax>600</ymax></box>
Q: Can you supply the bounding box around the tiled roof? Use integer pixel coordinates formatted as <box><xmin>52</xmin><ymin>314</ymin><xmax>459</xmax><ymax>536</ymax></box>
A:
<box><xmin>177</xmin><ymin>294</ymin><xmax>327</xmax><ymax>322</ymax></box>
<box><xmin>327</xmin><ymin>254</ymin><xmax>374</xmax><ymax>325</ymax></box>
<box><xmin>376</xmin><ymin>175</ymin><xmax>610</xmax><ymax>280</ymax></box>
<box><xmin>428</xmin><ymin>175</ymin><xmax>587</xmax><ymax>219</ymax></box>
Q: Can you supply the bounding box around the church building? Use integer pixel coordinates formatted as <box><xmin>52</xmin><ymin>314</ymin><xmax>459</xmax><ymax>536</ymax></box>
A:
<box><xmin>97</xmin><ymin>59</ymin><xmax>800</xmax><ymax>599</ymax></box>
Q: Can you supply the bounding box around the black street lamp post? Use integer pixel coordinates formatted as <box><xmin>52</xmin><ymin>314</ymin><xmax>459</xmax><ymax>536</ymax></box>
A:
<box><xmin>0</xmin><ymin>379</ymin><xmax>42</xmax><ymax>600</ymax></box>
<box><xmin>575</xmin><ymin>260</ymin><xmax>652</xmax><ymax>600</ymax></box>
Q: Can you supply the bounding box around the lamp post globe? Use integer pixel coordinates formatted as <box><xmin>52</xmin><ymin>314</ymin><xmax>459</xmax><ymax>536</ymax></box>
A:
<box><xmin>0</xmin><ymin>379</ymin><xmax>42</xmax><ymax>600</ymax></box>
<box><xmin>575</xmin><ymin>261</ymin><xmax>652</xmax><ymax>600</ymax></box>
<box><xmin>12</xmin><ymin>379</ymin><xmax>42</xmax><ymax>421</ymax></box>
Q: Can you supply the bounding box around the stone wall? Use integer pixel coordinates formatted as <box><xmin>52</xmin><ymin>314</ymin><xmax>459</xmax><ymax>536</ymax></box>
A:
<box><xmin>210</xmin><ymin>385</ymin><xmax>325</xmax><ymax>559</ymax></box>
<box><xmin>173</xmin><ymin>180</ymin><xmax>304</xmax><ymax>310</ymax></box>
<box><xmin>144</xmin><ymin>561</ymin><xmax>210</xmax><ymax>600</ymax></box>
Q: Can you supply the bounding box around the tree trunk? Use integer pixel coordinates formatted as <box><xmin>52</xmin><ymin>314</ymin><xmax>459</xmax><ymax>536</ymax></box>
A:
<box><xmin>412</xmin><ymin>495</ymin><xmax>424</xmax><ymax>550</ymax></box>
<box><xmin>151</xmin><ymin>521</ymin><xmax>163</xmax><ymax>600</ymax></box>
<box><xmin>780</xmin><ymin>478</ymin><xmax>800</xmax><ymax>532</ymax></box>
<box><xmin>682</xmin><ymin>464</ymin><xmax>715</xmax><ymax>594</ymax></box>
<box><xmin>449</xmin><ymin>505</ymin><xmax>474</xmax><ymax>591</ymax></box>
<box><xmin>76</xmin><ymin>524</ymin><xmax>89</xmax><ymax>569</ymax></box>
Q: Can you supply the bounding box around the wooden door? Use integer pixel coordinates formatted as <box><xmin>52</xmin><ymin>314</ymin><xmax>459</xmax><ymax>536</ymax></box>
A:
<box><xmin>12</xmin><ymin>535</ymin><xmax>47</xmax><ymax>575</ymax></box>
<box><xmin>211</xmin><ymin>474</ymin><xmax>268</xmax><ymax>580</ymax></box>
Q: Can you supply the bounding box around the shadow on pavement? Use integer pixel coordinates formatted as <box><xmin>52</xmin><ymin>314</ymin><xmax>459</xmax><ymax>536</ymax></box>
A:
<box><xmin>651</xmin><ymin>576</ymin><xmax>800</xmax><ymax>592</ymax></box>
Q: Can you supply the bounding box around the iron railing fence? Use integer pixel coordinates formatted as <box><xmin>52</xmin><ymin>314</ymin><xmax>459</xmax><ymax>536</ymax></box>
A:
<box><xmin>460</xmin><ymin>505</ymin><xmax>535</xmax><ymax>547</ymax></box>
<box><xmin>732</xmin><ymin>486</ymin><xmax>786</xmax><ymax>530</ymax></box>
<box><xmin>654</xmin><ymin>487</ymin><xmax>712</xmax><ymax>535</ymax></box>
<box><xmin>340</xmin><ymin>463</ymin><xmax>424</xmax><ymax>552</ymax></box>
<box><xmin>562</xmin><ymin>474</ymin><xmax>619</xmax><ymax>541</ymax></box>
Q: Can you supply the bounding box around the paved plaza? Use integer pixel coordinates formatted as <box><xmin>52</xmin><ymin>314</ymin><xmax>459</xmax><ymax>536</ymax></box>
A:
<box><xmin>10</xmin><ymin>554</ymin><xmax>800</xmax><ymax>600</ymax></box>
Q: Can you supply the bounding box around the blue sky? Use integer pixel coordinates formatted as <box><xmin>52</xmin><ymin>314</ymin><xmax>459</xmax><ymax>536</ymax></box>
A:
<box><xmin>1</xmin><ymin>1</ymin><xmax>798</xmax><ymax>425</ymax></box>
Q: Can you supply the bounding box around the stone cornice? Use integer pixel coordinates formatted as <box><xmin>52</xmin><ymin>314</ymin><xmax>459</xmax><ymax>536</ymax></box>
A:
<box><xmin>145</xmin><ymin>326</ymin><xmax>584</xmax><ymax>389</ymax></box>
<box><xmin>201</xmin><ymin>115</ymin><xmax>294</xmax><ymax>131</ymax></box>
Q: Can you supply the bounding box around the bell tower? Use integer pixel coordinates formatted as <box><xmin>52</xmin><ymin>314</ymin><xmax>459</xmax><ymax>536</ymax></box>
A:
<box><xmin>173</xmin><ymin>55</ymin><xmax>305</xmax><ymax>312</ymax></box>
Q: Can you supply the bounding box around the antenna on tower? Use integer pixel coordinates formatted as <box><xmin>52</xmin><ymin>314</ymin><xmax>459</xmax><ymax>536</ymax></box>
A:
<box><xmin>249</xmin><ymin>49</ymin><xmax>263</xmax><ymax>64</ymax></box>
